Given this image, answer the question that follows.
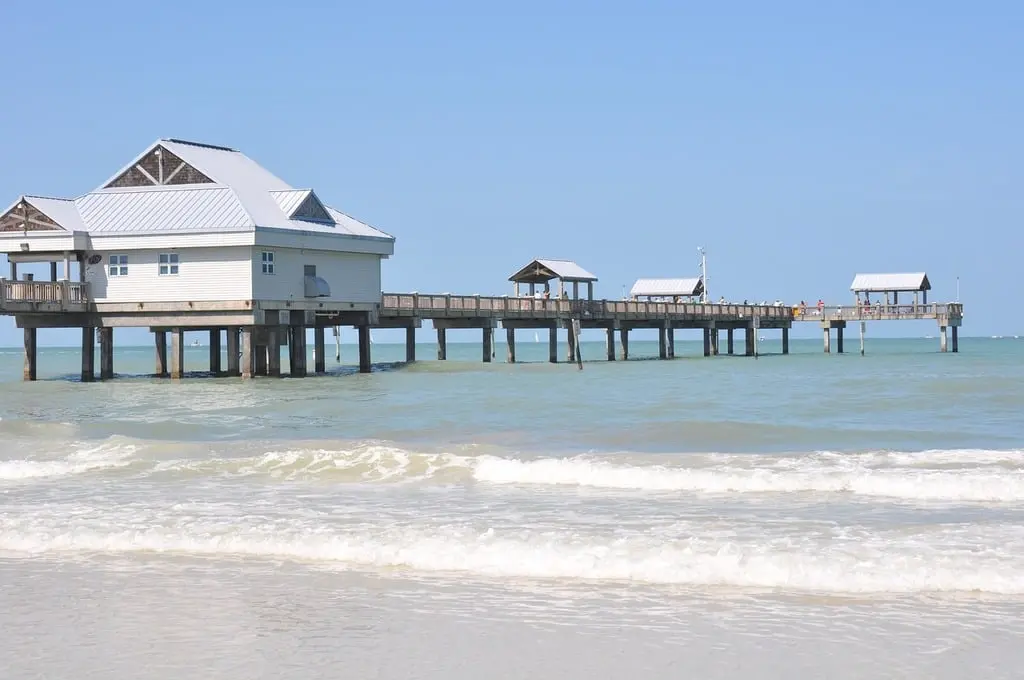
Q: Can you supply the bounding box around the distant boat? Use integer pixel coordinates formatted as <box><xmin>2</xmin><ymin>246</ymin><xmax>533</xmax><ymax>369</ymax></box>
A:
<box><xmin>190</xmin><ymin>339</ymin><xmax>201</xmax><ymax>347</ymax></box>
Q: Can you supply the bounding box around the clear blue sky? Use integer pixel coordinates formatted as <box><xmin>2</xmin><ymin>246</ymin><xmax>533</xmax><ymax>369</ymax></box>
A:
<box><xmin>2</xmin><ymin>0</ymin><xmax>1021</xmax><ymax>346</ymax></box>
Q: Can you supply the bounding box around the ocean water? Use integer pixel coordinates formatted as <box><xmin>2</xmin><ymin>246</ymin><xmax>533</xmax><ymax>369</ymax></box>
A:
<box><xmin>1</xmin><ymin>336</ymin><xmax>1023</xmax><ymax>679</ymax></box>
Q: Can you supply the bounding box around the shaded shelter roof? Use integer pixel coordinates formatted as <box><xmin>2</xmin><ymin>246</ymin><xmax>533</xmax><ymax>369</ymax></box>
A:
<box><xmin>850</xmin><ymin>273</ymin><xmax>930</xmax><ymax>293</ymax></box>
<box><xmin>509</xmin><ymin>258</ymin><xmax>597</xmax><ymax>284</ymax></box>
<box><xmin>630</xmin><ymin>277</ymin><xmax>704</xmax><ymax>298</ymax></box>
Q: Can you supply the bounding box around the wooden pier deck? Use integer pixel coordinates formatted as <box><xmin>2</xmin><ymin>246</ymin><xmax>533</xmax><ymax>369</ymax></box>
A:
<box><xmin>0</xmin><ymin>282</ymin><xmax>965</xmax><ymax>381</ymax></box>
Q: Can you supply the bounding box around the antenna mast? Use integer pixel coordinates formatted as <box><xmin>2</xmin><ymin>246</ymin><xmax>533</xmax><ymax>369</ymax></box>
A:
<box><xmin>697</xmin><ymin>247</ymin><xmax>708</xmax><ymax>303</ymax></box>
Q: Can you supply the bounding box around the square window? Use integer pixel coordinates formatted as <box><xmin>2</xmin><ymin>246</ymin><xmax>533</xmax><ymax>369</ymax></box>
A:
<box><xmin>261</xmin><ymin>251</ymin><xmax>275</xmax><ymax>275</ymax></box>
<box><xmin>159</xmin><ymin>253</ymin><xmax>180</xmax><ymax>276</ymax></box>
<box><xmin>108</xmin><ymin>254</ymin><xmax>128</xmax><ymax>277</ymax></box>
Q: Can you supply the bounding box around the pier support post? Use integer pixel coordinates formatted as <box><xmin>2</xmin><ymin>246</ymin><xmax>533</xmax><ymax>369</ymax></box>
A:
<box><xmin>782</xmin><ymin>327</ymin><xmax>790</xmax><ymax>355</ymax></box>
<box><xmin>823</xmin><ymin>328</ymin><xmax>831</xmax><ymax>354</ymax></box>
<box><xmin>549</xmin><ymin>327</ymin><xmax>558</xmax><ymax>363</ymax></box>
<box><xmin>483</xmin><ymin>326</ymin><xmax>493</xmax><ymax>363</ymax></box>
<box><xmin>658</xmin><ymin>327</ymin><xmax>667</xmax><ymax>359</ymax></box>
<box><xmin>314</xmin><ymin>327</ymin><xmax>326</xmax><ymax>373</ymax></box>
<box><xmin>23</xmin><ymin>328</ymin><xmax>37</xmax><ymax>381</ymax></box>
<box><xmin>952</xmin><ymin>326</ymin><xmax>959</xmax><ymax>353</ymax></box>
<box><xmin>836</xmin><ymin>325</ymin><xmax>844</xmax><ymax>354</ymax></box>
<box><xmin>357</xmin><ymin>326</ymin><xmax>372</xmax><ymax>373</ymax></box>
<box><xmin>289</xmin><ymin>326</ymin><xmax>307</xmax><ymax>377</ymax></box>
<box><xmin>49</xmin><ymin>262</ymin><xmax>58</xmax><ymax>282</ymax></box>
<box><xmin>266</xmin><ymin>327</ymin><xmax>281</xmax><ymax>377</ymax></box>
<box><xmin>566</xmin><ymin>324</ymin><xmax>576</xmax><ymax>362</ymax></box>
<box><xmin>436</xmin><ymin>327</ymin><xmax>447</xmax><ymax>360</ymax></box>
<box><xmin>703</xmin><ymin>328</ymin><xmax>711</xmax><ymax>357</ymax></box>
<box><xmin>226</xmin><ymin>328</ymin><xmax>240</xmax><ymax>376</ymax></box>
<box><xmin>667</xmin><ymin>327</ymin><xmax>675</xmax><ymax>358</ymax></box>
<box><xmin>711</xmin><ymin>329</ymin><xmax>719</xmax><ymax>355</ymax></box>
<box><xmin>170</xmin><ymin>329</ymin><xmax>184</xmax><ymax>380</ymax></box>
<box><xmin>506</xmin><ymin>328</ymin><xmax>516</xmax><ymax>363</ymax></box>
<box><xmin>240</xmin><ymin>328</ymin><xmax>253</xmax><ymax>379</ymax></box>
<box><xmin>606</xmin><ymin>327</ymin><xmax>615</xmax><ymax>361</ymax></box>
<box><xmin>254</xmin><ymin>344</ymin><xmax>268</xmax><ymax>376</ymax></box>
<box><xmin>155</xmin><ymin>330</ymin><xmax>168</xmax><ymax>377</ymax></box>
<box><xmin>81</xmin><ymin>327</ymin><xmax>95</xmax><ymax>383</ymax></box>
<box><xmin>727</xmin><ymin>328</ymin><xmax>734</xmax><ymax>355</ymax></box>
<box><xmin>99</xmin><ymin>328</ymin><xmax>114</xmax><ymax>380</ymax></box>
<box><xmin>405</xmin><ymin>327</ymin><xmax>416</xmax><ymax>363</ymax></box>
<box><xmin>209</xmin><ymin>329</ymin><xmax>222</xmax><ymax>375</ymax></box>
<box><xmin>940</xmin><ymin>326</ymin><xmax>948</xmax><ymax>353</ymax></box>
<box><xmin>859</xmin><ymin>322</ymin><xmax>865</xmax><ymax>356</ymax></box>
<box><xmin>619</xmin><ymin>328</ymin><xmax>629</xmax><ymax>361</ymax></box>
<box><xmin>745</xmin><ymin>326</ymin><xmax>755</xmax><ymax>356</ymax></box>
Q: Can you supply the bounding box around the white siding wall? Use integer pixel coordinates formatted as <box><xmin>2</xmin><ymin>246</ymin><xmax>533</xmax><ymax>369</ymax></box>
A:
<box><xmin>84</xmin><ymin>246</ymin><xmax>253</xmax><ymax>302</ymax></box>
<box><xmin>251</xmin><ymin>247</ymin><xmax>382</xmax><ymax>304</ymax></box>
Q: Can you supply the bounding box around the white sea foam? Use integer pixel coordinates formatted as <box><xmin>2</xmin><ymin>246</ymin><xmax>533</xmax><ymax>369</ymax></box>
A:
<box><xmin>2</xmin><ymin>518</ymin><xmax>1023</xmax><ymax>595</ymax></box>
<box><xmin>472</xmin><ymin>450</ymin><xmax>1024</xmax><ymax>502</ymax></box>
<box><xmin>0</xmin><ymin>443</ymin><xmax>136</xmax><ymax>481</ymax></box>
<box><xmin>153</xmin><ymin>444</ymin><xmax>473</xmax><ymax>482</ymax></box>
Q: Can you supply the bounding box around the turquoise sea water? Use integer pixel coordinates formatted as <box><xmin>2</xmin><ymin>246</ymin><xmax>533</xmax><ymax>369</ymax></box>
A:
<box><xmin>2</xmin><ymin>336</ymin><xmax>1023</xmax><ymax>678</ymax></box>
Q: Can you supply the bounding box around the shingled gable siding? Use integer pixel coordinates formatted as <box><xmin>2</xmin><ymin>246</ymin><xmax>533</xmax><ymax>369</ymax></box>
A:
<box><xmin>84</xmin><ymin>246</ymin><xmax>252</xmax><ymax>302</ymax></box>
<box><xmin>251</xmin><ymin>247</ymin><xmax>382</xmax><ymax>304</ymax></box>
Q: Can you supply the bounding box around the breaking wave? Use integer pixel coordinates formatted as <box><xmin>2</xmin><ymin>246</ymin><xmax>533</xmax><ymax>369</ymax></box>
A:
<box><xmin>2</xmin><ymin>518</ymin><xmax>1023</xmax><ymax>595</ymax></box>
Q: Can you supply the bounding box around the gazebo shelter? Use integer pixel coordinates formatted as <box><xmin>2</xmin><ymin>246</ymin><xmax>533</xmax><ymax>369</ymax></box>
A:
<box><xmin>630</xmin><ymin>277</ymin><xmax>704</xmax><ymax>302</ymax></box>
<box><xmin>509</xmin><ymin>258</ymin><xmax>597</xmax><ymax>300</ymax></box>
<box><xmin>850</xmin><ymin>272</ymin><xmax>931</xmax><ymax>305</ymax></box>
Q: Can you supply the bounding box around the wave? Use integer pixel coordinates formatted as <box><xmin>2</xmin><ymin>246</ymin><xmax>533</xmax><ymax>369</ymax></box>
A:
<box><xmin>0</xmin><ymin>441</ymin><xmax>137</xmax><ymax>481</ymax></box>
<box><xmin>471</xmin><ymin>450</ymin><xmax>1024</xmax><ymax>502</ymax></box>
<box><xmin>2</xmin><ymin>520</ymin><xmax>1022</xmax><ymax>595</ymax></box>
<box><xmin>5</xmin><ymin>437</ymin><xmax>1024</xmax><ymax>503</ymax></box>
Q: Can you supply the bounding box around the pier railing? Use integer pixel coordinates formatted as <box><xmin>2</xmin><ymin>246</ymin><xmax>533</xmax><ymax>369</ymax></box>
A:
<box><xmin>382</xmin><ymin>293</ymin><xmax>792</xmax><ymax>322</ymax></box>
<box><xmin>792</xmin><ymin>302</ymin><xmax>962</xmax><ymax>322</ymax></box>
<box><xmin>0</xmin><ymin>280</ymin><xmax>90</xmax><ymax>311</ymax></box>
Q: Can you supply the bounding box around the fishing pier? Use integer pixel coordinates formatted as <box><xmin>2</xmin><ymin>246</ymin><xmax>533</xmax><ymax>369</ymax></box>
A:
<box><xmin>0</xmin><ymin>137</ymin><xmax>964</xmax><ymax>382</ymax></box>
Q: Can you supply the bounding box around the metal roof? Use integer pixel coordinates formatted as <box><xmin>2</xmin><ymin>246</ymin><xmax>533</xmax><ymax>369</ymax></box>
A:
<box><xmin>1</xmin><ymin>138</ymin><xmax>395</xmax><ymax>245</ymax></box>
<box><xmin>630</xmin><ymin>277</ymin><xmax>703</xmax><ymax>298</ymax></box>
<box><xmin>509</xmin><ymin>258</ymin><xmax>597</xmax><ymax>283</ymax></box>
<box><xmin>850</xmin><ymin>272</ymin><xmax>930</xmax><ymax>292</ymax></box>
<box><xmin>77</xmin><ymin>187</ymin><xmax>253</xmax><ymax>233</ymax></box>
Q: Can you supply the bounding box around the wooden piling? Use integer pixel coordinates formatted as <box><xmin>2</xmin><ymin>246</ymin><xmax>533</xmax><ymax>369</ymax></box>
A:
<box><xmin>703</xmin><ymin>328</ymin><xmax>711</xmax><ymax>357</ymax></box>
<box><xmin>727</xmin><ymin>328</ymin><xmax>734</xmax><ymax>355</ymax></box>
<box><xmin>658</xmin><ymin>326</ymin><xmax>667</xmax><ymax>359</ymax></box>
<box><xmin>506</xmin><ymin>327</ymin><xmax>516</xmax><ymax>363</ymax></box>
<box><xmin>226</xmin><ymin>328</ymin><xmax>240</xmax><ymax>376</ymax></box>
<box><xmin>951</xmin><ymin>326</ymin><xmax>958</xmax><ymax>353</ymax></box>
<box><xmin>155</xmin><ymin>330</ymin><xmax>168</xmax><ymax>377</ymax></box>
<box><xmin>358</xmin><ymin>325</ymin><xmax>371</xmax><ymax>373</ymax></box>
<box><xmin>606</xmin><ymin>327</ymin><xmax>615</xmax><ymax>361</ymax></box>
<box><xmin>240</xmin><ymin>328</ymin><xmax>253</xmax><ymax>379</ymax></box>
<box><xmin>81</xmin><ymin>327</ymin><xmax>95</xmax><ymax>383</ymax></box>
<box><xmin>859</xmin><ymin>322</ymin><xmax>865</xmax><ymax>356</ymax></box>
<box><xmin>209</xmin><ymin>329</ymin><xmax>222</xmax><ymax>375</ymax></box>
<box><xmin>436</xmin><ymin>328</ymin><xmax>447</xmax><ymax>360</ymax></box>
<box><xmin>619</xmin><ymin>328</ymin><xmax>629</xmax><ymax>361</ymax></box>
<box><xmin>290</xmin><ymin>326</ymin><xmax>307</xmax><ymax>377</ymax></box>
<box><xmin>267</xmin><ymin>327</ymin><xmax>282</xmax><ymax>377</ymax></box>
<box><xmin>405</xmin><ymin>326</ymin><xmax>416</xmax><ymax>363</ymax></box>
<box><xmin>483</xmin><ymin>326</ymin><xmax>493</xmax><ymax>363</ymax></box>
<box><xmin>711</xmin><ymin>328</ymin><xmax>719</xmax><ymax>356</ymax></box>
<box><xmin>314</xmin><ymin>327</ymin><xmax>326</xmax><ymax>373</ymax></box>
<box><xmin>745</xmin><ymin>326</ymin><xmax>755</xmax><ymax>356</ymax></box>
<box><xmin>170</xmin><ymin>329</ymin><xmax>184</xmax><ymax>379</ymax></box>
<box><xmin>99</xmin><ymin>328</ymin><xmax>114</xmax><ymax>380</ymax></box>
<box><xmin>23</xmin><ymin>328</ymin><xmax>37</xmax><ymax>381</ymax></box>
<box><xmin>823</xmin><ymin>328</ymin><xmax>831</xmax><ymax>354</ymax></box>
<box><xmin>940</xmin><ymin>326</ymin><xmax>948</xmax><ymax>353</ymax></box>
<box><xmin>782</xmin><ymin>327</ymin><xmax>790</xmax><ymax>355</ymax></box>
<box><xmin>836</xmin><ymin>325</ymin><xmax>844</xmax><ymax>354</ymax></box>
<box><xmin>549</xmin><ymin>326</ymin><xmax>558</xmax><ymax>363</ymax></box>
<box><xmin>566</xmin><ymin>324</ymin><xmax>576</xmax><ymax>362</ymax></box>
<box><xmin>667</xmin><ymin>327</ymin><xmax>675</xmax><ymax>358</ymax></box>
